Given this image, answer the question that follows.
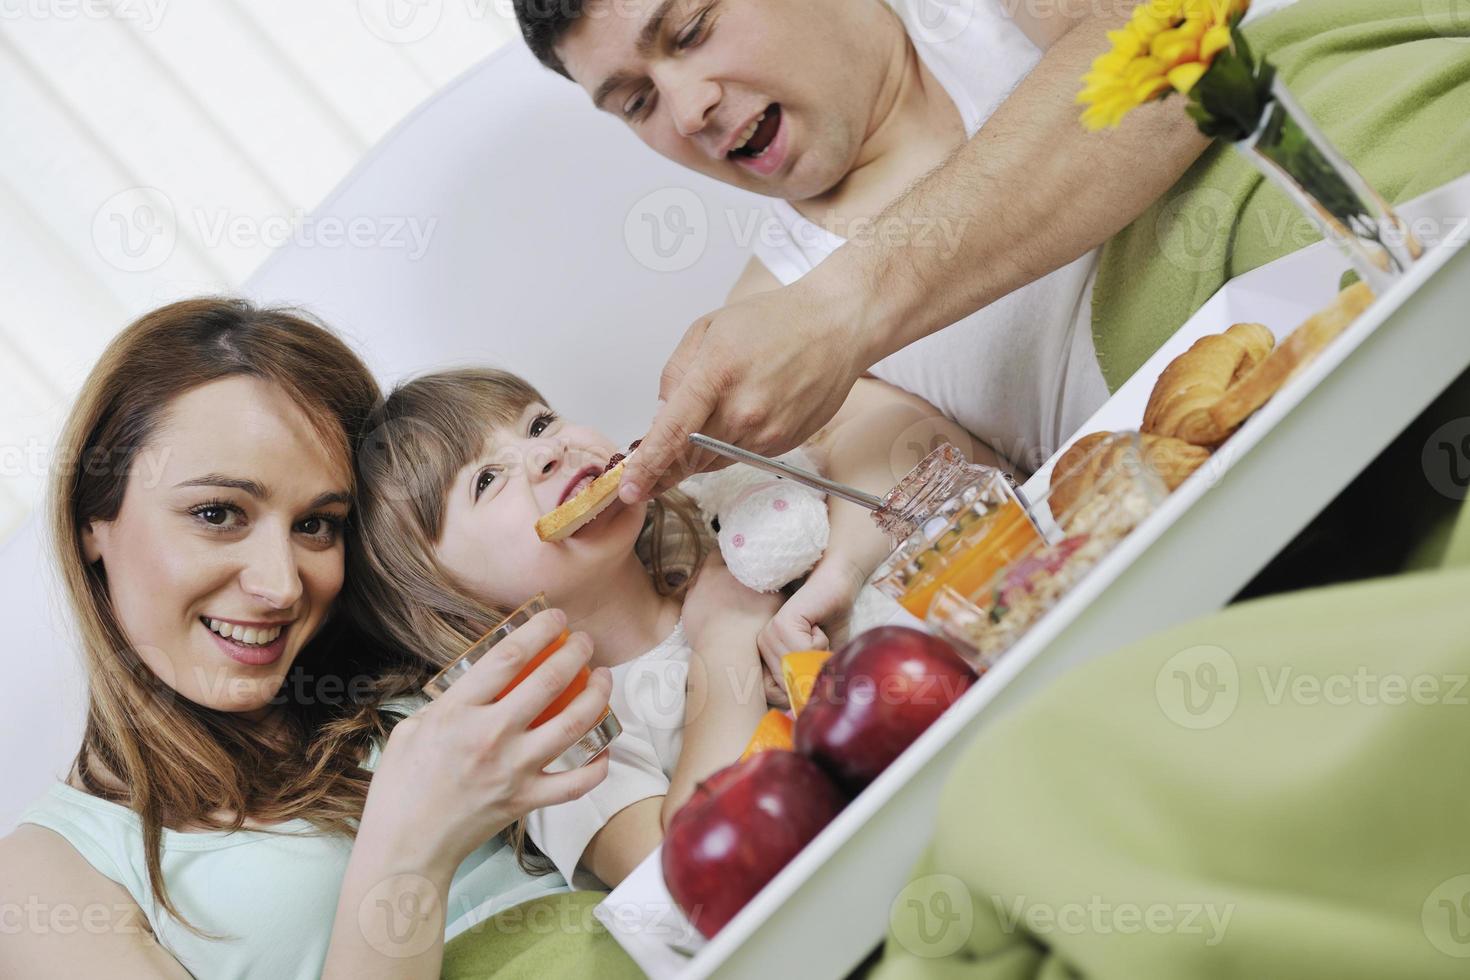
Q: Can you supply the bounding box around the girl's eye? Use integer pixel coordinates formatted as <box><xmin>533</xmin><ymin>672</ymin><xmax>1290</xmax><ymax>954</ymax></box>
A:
<box><xmin>296</xmin><ymin>514</ymin><xmax>344</xmax><ymax>544</ymax></box>
<box><xmin>530</xmin><ymin>412</ymin><xmax>559</xmax><ymax>437</ymax></box>
<box><xmin>474</xmin><ymin>469</ymin><xmax>497</xmax><ymax>501</ymax></box>
<box><xmin>190</xmin><ymin>501</ymin><xmax>244</xmax><ymax>530</ymax></box>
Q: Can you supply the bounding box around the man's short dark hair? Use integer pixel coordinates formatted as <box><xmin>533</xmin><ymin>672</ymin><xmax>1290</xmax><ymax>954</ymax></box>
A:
<box><xmin>512</xmin><ymin>0</ymin><xmax>589</xmax><ymax>79</ymax></box>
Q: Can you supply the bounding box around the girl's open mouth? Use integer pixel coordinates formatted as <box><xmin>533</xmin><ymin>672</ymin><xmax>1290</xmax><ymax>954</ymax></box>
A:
<box><xmin>558</xmin><ymin>466</ymin><xmax>605</xmax><ymax>506</ymax></box>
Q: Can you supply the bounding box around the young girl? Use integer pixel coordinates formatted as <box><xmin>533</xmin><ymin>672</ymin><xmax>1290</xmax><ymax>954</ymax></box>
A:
<box><xmin>349</xmin><ymin>367</ymin><xmax>998</xmax><ymax>888</ymax></box>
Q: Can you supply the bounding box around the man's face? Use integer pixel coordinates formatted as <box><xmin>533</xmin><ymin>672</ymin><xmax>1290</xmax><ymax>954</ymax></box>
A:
<box><xmin>558</xmin><ymin>0</ymin><xmax>880</xmax><ymax>201</ymax></box>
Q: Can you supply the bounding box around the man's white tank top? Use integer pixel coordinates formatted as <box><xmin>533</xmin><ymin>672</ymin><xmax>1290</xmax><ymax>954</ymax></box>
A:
<box><xmin>752</xmin><ymin>0</ymin><xmax>1109</xmax><ymax>471</ymax></box>
<box><xmin>752</xmin><ymin>0</ymin><xmax>1302</xmax><ymax>469</ymax></box>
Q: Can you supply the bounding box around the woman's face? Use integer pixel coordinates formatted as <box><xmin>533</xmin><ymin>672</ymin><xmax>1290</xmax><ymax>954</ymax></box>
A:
<box><xmin>434</xmin><ymin>401</ymin><xmax>648</xmax><ymax>610</ymax></box>
<box><xmin>83</xmin><ymin>376</ymin><xmax>352</xmax><ymax>718</ymax></box>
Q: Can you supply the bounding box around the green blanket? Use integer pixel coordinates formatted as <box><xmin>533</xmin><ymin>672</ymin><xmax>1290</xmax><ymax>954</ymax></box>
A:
<box><xmin>1092</xmin><ymin>0</ymin><xmax>1470</xmax><ymax>391</ymax></box>
<box><xmin>439</xmin><ymin>891</ymin><xmax>641</xmax><ymax>979</ymax></box>
<box><xmin>870</xmin><ymin>511</ymin><xmax>1470</xmax><ymax>979</ymax></box>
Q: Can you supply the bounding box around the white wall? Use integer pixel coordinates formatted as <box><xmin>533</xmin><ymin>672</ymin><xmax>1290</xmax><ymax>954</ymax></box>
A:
<box><xmin>0</xmin><ymin>0</ymin><xmax>522</xmax><ymax>543</ymax></box>
<box><xmin>0</xmin><ymin>9</ymin><xmax>771</xmax><ymax>833</ymax></box>
<box><xmin>0</xmin><ymin>0</ymin><xmax>521</xmax><ymax>830</ymax></box>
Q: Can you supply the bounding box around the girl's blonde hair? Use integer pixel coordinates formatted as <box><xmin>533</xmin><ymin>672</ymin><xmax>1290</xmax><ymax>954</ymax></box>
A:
<box><xmin>50</xmin><ymin>298</ymin><xmax>426</xmax><ymax>937</ymax></box>
<box><xmin>346</xmin><ymin>367</ymin><xmax>709</xmax><ymax>873</ymax></box>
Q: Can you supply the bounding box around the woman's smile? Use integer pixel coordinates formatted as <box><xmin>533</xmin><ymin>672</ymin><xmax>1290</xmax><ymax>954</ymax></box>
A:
<box><xmin>199</xmin><ymin>615</ymin><xmax>294</xmax><ymax>667</ymax></box>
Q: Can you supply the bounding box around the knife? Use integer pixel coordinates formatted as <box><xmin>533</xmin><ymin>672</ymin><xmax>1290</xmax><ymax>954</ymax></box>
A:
<box><xmin>687</xmin><ymin>432</ymin><xmax>885</xmax><ymax>511</ymax></box>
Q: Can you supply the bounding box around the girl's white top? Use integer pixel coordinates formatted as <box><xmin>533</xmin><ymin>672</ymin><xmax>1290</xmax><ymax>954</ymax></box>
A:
<box><xmin>525</xmin><ymin>622</ymin><xmax>694</xmax><ymax>887</ymax></box>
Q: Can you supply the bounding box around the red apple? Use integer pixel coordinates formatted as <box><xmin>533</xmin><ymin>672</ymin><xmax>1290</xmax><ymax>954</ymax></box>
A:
<box><xmin>662</xmin><ymin>750</ymin><xmax>846</xmax><ymax>938</ymax></box>
<box><xmin>794</xmin><ymin>626</ymin><xmax>976</xmax><ymax>796</ymax></box>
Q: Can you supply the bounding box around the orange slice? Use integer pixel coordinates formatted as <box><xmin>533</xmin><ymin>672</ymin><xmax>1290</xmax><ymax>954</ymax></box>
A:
<box><xmin>739</xmin><ymin>709</ymin><xmax>795</xmax><ymax>761</ymax></box>
<box><xmin>781</xmin><ymin>651</ymin><xmax>831</xmax><ymax>717</ymax></box>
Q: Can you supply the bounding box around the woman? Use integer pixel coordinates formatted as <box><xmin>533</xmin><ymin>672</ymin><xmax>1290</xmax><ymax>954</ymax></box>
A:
<box><xmin>0</xmin><ymin>298</ymin><xmax>618</xmax><ymax>978</ymax></box>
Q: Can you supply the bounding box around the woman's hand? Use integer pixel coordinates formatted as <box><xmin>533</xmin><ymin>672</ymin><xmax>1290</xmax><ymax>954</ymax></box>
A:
<box><xmin>682</xmin><ymin>559</ymin><xmax>786</xmax><ymax>704</ymax></box>
<box><xmin>356</xmin><ymin>608</ymin><xmax>612</xmax><ymax>881</ymax></box>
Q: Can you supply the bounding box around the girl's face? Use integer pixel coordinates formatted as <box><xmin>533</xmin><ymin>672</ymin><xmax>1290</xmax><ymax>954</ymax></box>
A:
<box><xmin>434</xmin><ymin>402</ymin><xmax>648</xmax><ymax>610</ymax></box>
<box><xmin>83</xmin><ymin>377</ymin><xmax>351</xmax><ymax>718</ymax></box>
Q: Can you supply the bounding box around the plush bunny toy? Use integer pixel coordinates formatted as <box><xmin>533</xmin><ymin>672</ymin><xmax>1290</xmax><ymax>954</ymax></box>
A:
<box><xmin>680</xmin><ymin>448</ymin><xmax>831</xmax><ymax>593</ymax></box>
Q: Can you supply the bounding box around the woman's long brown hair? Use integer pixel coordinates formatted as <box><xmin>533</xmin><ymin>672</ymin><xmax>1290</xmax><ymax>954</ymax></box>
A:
<box><xmin>49</xmin><ymin>298</ymin><xmax>430</xmax><ymax>937</ymax></box>
<box><xmin>345</xmin><ymin>367</ymin><xmax>709</xmax><ymax>874</ymax></box>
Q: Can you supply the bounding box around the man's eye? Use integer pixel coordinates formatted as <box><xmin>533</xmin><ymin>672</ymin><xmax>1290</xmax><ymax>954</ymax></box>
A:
<box><xmin>474</xmin><ymin>469</ymin><xmax>497</xmax><ymax>500</ymax></box>
<box><xmin>624</xmin><ymin>90</ymin><xmax>652</xmax><ymax>120</ymax></box>
<box><xmin>676</xmin><ymin>8</ymin><xmax>711</xmax><ymax>48</ymax></box>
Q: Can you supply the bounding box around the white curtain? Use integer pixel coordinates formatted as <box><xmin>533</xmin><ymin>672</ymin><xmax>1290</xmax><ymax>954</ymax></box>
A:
<box><xmin>0</xmin><ymin>0</ymin><xmax>520</xmax><ymax>541</ymax></box>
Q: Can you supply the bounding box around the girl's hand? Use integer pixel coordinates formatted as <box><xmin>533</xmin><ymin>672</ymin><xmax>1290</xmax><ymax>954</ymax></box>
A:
<box><xmin>757</xmin><ymin>555</ymin><xmax>867</xmax><ymax>680</ymax></box>
<box><xmin>356</xmin><ymin>609</ymin><xmax>612</xmax><ymax>880</ymax></box>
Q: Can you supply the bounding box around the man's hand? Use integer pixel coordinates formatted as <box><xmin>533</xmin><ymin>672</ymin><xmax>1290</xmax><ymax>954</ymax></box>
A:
<box><xmin>618</xmin><ymin>276</ymin><xmax>871</xmax><ymax>504</ymax></box>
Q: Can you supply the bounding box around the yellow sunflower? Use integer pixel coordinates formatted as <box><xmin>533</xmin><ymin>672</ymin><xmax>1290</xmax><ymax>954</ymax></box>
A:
<box><xmin>1078</xmin><ymin>0</ymin><xmax>1249</xmax><ymax>131</ymax></box>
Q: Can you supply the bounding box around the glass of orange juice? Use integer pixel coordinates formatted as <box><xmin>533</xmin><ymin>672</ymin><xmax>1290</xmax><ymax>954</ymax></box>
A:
<box><xmin>423</xmin><ymin>593</ymin><xmax>620</xmax><ymax>771</ymax></box>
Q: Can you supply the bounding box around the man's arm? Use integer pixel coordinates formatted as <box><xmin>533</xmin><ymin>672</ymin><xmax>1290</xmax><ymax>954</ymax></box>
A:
<box><xmin>622</xmin><ymin>2</ymin><xmax>1208</xmax><ymax>502</ymax></box>
<box><xmin>726</xmin><ymin>255</ymin><xmax>781</xmax><ymax>302</ymax></box>
<box><xmin>827</xmin><ymin>3</ymin><xmax>1210</xmax><ymax>366</ymax></box>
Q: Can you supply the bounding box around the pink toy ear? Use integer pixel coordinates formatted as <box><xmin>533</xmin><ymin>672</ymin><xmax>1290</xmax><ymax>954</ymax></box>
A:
<box><xmin>772</xmin><ymin>498</ymin><xmax>788</xmax><ymax>512</ymax></box>
<box><xmin>732</xmin><ymin>533</ymin><xmax>746</xmax><ymax>548</ymax></box>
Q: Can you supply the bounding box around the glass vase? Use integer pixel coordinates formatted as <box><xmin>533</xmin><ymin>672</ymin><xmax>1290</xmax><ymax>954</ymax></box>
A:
<box><xmin>1237</xmin><ymin>76</ymin><xmax>1422</xmax><ymax>293</ymax></box>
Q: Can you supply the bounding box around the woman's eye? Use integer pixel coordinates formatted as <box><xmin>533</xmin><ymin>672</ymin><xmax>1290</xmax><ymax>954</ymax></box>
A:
<box><xmin>190</xmin><ymin>502</ymin><xmax>244</xmax><ymax>530</ymax></box>
<box><xmin>474</xmin><ymin>469</ymin><xmax>497</xmax><ymax>500</ymax></box>
<box><xmin>296</xmin><ymin>515</ymin><xmax>343</xmax><ymax>543</ymax></box>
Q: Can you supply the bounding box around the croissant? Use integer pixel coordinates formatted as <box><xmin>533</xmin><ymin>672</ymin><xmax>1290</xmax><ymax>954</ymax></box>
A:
<box><xmin>1142</xmin><ymin>322</ymin><xmax>1276</xmax><ymax>446</ymax></box>
<box><xmin>1050</xmin><ymin>282</ymin><xmax>1375</xmax><ymax>518</ymax></box>
<box><xmin>1209</xmin><ymin>281</ymin><xmax>1375</xmax><ymax>434</ymax></box>
<box><xmin>1049</xmin><ymin>431</ymin><xmax>1211</xmax><ymax>520</ymax></box>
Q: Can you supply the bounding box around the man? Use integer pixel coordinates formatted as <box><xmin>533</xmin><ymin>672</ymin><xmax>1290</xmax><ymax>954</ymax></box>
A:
<box><xmin>510</xmin><ymin>0</ymin><xmax>1227</xmax><ymax>500</ymax></box>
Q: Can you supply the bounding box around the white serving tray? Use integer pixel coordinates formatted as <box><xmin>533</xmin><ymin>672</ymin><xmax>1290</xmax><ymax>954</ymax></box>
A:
<box><xmin>598</xmin><ymin>173</ymin><xmax>1470</xmax><ymax>978</ymax></box>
